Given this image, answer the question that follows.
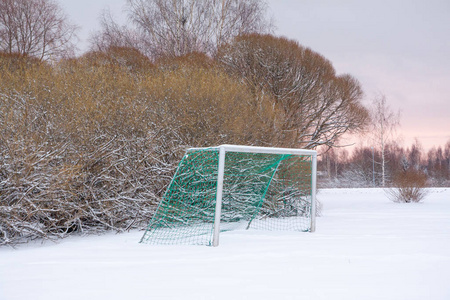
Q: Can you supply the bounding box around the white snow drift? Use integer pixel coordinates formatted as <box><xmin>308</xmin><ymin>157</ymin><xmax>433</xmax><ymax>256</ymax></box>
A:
<box><xmin>1</xmin><ymin>188</ymin><xmax>449</xmax><ymax>300</ymax></box>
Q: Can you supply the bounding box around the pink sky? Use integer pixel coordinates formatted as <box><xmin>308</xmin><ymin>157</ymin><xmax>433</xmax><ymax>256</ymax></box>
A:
<box><xmin>58</xmin><ymin>0</ymin><xmax>450</xmax><ymax>151</ymax></box>
<box><xmin>267</xmin><ymin>0</ymin><xmax>450</xmax><ymax>151</ymax></box>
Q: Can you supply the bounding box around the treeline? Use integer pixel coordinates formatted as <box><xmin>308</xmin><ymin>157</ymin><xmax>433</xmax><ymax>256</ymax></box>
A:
<box><xmin>319</xmin><ymin>140</ymin><xmax>450</xmax><ymax>188</ymax></box>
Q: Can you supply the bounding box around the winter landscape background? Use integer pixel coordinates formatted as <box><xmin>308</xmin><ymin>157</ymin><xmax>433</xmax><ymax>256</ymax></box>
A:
<box><xmin>1</xmin><ymin>0</ymin><xmax>449</xmax><ymax>247</ymax></box>
<box><xmin>1</xmin><ymin>1</ymin><xmax>450</xmax><ymax>299</ymax></box>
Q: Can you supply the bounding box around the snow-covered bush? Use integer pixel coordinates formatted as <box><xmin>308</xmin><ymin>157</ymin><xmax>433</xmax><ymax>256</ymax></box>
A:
<box><xmin>0</xmin><ymin>52</ymin><xmax>276</xmax><ymax>246</ymax></box>
<box><xmin>385</xmin><ymin>169</ymin><xmax>428</xmax><ymax>203</ymax></box>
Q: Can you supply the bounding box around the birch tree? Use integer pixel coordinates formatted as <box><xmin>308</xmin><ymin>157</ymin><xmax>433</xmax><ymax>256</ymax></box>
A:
<box><xmin>369</xmin><ymin>94</ymin><xmax>400</xmax><ymax>187</ymax></box>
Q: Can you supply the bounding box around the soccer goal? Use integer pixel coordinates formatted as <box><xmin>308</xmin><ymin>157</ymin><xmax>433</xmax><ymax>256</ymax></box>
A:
<box><xmin>140</xmin><ymin>145</ymin><xmax>317</xmax><ymax>246</ymax></box>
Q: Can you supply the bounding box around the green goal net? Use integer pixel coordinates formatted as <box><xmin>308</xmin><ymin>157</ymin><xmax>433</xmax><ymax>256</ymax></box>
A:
<box><xmin>140</xmin><ymin>145</ymin><xmax>317</xmax><ymax>246</ymax></box>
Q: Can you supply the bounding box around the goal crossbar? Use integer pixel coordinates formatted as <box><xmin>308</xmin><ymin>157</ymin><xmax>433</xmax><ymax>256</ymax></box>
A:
<box><xmin>189</xmin><ymin>144</ymin><xmax>317</xmax><ymax>156</ymax></box>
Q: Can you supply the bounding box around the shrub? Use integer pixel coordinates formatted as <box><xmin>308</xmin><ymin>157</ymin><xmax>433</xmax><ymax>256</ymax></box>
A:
<box><xmin>386</xmin><ymin>169</ymin><xmax>428</xmax><ymax>203</ymax></box>
<box><xmin>0</xmin><ymin>51</ymin><xmax>278</xmax><ymax>246</ymax></box>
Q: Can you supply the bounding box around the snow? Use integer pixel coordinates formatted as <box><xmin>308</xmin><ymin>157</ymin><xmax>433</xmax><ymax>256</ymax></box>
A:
<box><xmin>1</xmin><ymin>188</ymin><xmax>449</xmax><ymax>300</ymax></box>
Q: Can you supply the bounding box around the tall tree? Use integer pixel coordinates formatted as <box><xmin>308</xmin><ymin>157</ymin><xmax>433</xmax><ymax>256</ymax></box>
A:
<box><xmin>217</xmin><ymin>34</ymin><xmax>369</xmax><ymax>149</ymax></box>
<box><xmin>444</xmin><ymin>140</ymin><xmax>450</xmax><ymax>186</ymax></box>
<box><xmin>0</xmin><ymin>0</ymin><xmax>77</xmax><ymax>61</ymax></box>
<box><xmin>369</xmin><ymin>94</ymin><xmax>400</xmax><ymax>186</ymax></box>
<box><xmin>91</xmin><ymin>0</ymin><xmax>271</xmax><ymax>59</ymax></box>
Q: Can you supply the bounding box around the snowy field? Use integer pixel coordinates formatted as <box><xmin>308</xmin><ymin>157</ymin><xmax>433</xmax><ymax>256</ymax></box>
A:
<box><xmin>1</xmin><ymin>188</ymin><xmax>449</xmax><ymax>300</ymax></box>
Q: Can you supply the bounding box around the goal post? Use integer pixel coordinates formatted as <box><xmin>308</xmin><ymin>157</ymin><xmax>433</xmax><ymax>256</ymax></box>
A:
<box><xmin>140</xmin><ymin>145</ymin><xmax>317</xmax><ymax>246</ymax></box>
<box><xmin>212</xmin><ymin>146</ymin><xmax>226</xmax><ymax>247</ymax></box>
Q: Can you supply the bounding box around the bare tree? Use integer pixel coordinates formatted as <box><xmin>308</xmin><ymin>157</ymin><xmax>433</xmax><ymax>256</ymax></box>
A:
<box><xmin>217</xmin><ymin>34</ymin><xmax>369</xmax><ymax>149</ymax></box>
<box><xmin>369</xmin><ymin>94</ymin><xmax>400</xmax><ymax>187</ymax></box>
<box><xmin>445</xmin><ymin>140</ymin><xmax>450</xmax><ymax>180</ymax></box>
<box><xmin>91</xmin><ymin>0</ymin><xmax>271</xmax><ymax>59</ymax></box>
<box><xmin>89</xmin><ymin>9</ymin><xmax>141</xmax><ymax>53</ymax></box>
<box><xmin>0</xmin><ymin>0</ymin><xmax>78</xmax><ymax>61</ymax></box>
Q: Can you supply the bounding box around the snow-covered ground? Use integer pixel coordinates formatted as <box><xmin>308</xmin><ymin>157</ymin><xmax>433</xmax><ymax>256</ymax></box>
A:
<box><xmin>1</xmin><ymin>188</ymin><xmax>449</xmax><ymax>300</ymax></box>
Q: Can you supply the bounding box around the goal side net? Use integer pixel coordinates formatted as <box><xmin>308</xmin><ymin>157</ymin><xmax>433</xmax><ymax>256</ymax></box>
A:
<box><xmin>140</xmin><ymin>145</ymin><xmax>317</xmax><ymax>246</ymax></box>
